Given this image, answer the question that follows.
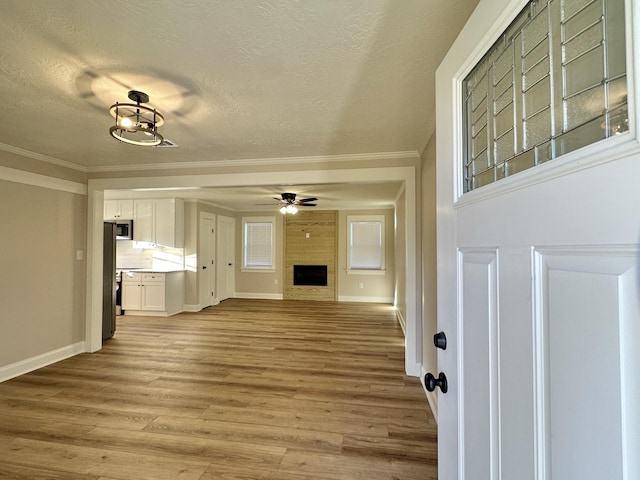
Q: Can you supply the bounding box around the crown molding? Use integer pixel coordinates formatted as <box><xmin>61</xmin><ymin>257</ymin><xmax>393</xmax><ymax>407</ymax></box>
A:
<box><xmin>0</xmin><ymin>142</ymin><xmax>88</xmax><ymax>172</ymax></box>
<box><xmin>85</xmin><ymin>151</ymin><xmax>421</xmax><ymax>173</ymax></box>
<box><xmin>0</xmin><ymin>165</ymin><xmax>87</xmax><ymax>195</ymax></box>
<box><xmin>0</xmin><ymin>140</ymin><xmax>420</xmax><ymax>174</ymax></box>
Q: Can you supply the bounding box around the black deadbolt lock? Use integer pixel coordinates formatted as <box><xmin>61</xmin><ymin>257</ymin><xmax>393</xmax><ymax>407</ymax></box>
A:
<box><xmin>433</xmin><ymin>331</ymin><xmax>447</xmax><ymax>350</ymax></box>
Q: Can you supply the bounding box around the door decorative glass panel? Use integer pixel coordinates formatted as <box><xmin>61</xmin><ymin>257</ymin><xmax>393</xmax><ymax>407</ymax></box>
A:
<box><xmin>463</xmin><ymin>0</ymin><xmax>628</xmax><ymax>192</ymax></box>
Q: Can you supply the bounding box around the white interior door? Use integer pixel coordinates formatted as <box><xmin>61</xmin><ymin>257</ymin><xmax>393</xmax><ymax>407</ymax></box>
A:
<box><xmin>217</xmin><ymin>215</ymin><xmax>236</xmax><ymax>302</ymax></box>
<box><xmin>199</xmin><ymin>212</ymin><xmax>216</xmax><ymax>308</ymax></box>
<box><xmin>436</xmin><ymin>0</ymin><xmax>640</xmax><ymax>479</ymax></box>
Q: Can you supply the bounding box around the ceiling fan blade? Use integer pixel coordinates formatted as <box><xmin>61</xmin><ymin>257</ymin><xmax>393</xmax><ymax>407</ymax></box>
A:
<box><xmin>272</xmin><ymin>196</ymin><xmax>285</xmax><ymax>202</ymax></box>
<box><xmin>298</xmin><ymin>197</ymin><xmax>318</xmax><ymax>202</ymax></box>
<box><xmin>300</xmin><ymin>203</ymin><xmax>317</xmax><ymax>207</ymax></box>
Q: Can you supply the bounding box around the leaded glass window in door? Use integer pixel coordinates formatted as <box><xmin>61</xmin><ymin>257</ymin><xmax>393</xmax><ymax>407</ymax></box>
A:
<box><xmin>463</xmin><ymin>0</ymin><xmax>628</xmax><ymax>192</ymax></box>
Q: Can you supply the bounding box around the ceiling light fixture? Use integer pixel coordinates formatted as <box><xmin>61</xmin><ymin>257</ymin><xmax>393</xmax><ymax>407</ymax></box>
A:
<box><xmin>280</xmin><ymin>204</ymin><xmax>298</xmax><ymax>215</ymax></box>
<box><xmin>109</xmin><ymin>90</ymin><xmax>164</xmax><ymax>146</ymax></box>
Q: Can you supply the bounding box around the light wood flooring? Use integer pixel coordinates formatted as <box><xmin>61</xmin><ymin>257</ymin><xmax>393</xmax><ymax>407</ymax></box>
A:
<box><xmin>0</xmin><ymin>298</ymin><xmax>437</xmax><ymax>480</ymax></box>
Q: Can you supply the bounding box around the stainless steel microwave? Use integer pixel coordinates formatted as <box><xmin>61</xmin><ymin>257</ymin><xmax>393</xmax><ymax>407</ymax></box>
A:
<box><xmin>115</xmin><ymin>220</ymin><xmax>133</xmax><ymax>240</ymax></box>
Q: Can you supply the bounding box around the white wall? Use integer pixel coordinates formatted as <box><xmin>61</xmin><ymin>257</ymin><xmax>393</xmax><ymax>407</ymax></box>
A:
<box><xmin>420</xmin><ymin>134</ymin><xmax>438</xmax><ymax>410</ymax></box>
<box><xmin>394</xmin><ymin>192</ymin><xmax>407</xmax><ymax>325</ymax></box>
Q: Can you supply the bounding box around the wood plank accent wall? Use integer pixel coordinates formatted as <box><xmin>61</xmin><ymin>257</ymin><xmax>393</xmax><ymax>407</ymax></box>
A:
<box><xmin>284</xmin><ymin>210</ymin><xmax>338</xmax><ymax>301</ymax></box>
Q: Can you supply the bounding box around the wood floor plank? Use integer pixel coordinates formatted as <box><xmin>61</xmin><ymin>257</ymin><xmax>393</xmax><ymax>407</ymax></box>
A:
<box><xmin>0</xmin><ymin>463</ymin><xmax>102</xmax><ymax>480</ymax></box>
<box><xmin>80</xmin><ymin>426</ymin><xmax>286</xmax><ymax>468</ymax></box>
<box><xmin>199</xmin><ymin>404</ymin><xmax>390</xmax><ymax>437</ymax></box>
<box><xmin>0</xmin><ymin>398</ymin><xmax>157</xmax><ymax>431</ymax></box>
<box><xmin>0</xmin><ymin>299</ymin><xmax>436</xmax><ymax>479</ymax></box>
<box><xmin>0</xmin><ymin>437</ymin><xmax>207</xmax><ymax>480</ymax></box>
<box><xmin>278</xmin><ymin>449</ymin><xmax>437</xmax><ymax>480</ymax></box>
<box><xmin>143</xmin><ymin>415</ymin><xmax>344</xmax><ymax>453</ymax></box>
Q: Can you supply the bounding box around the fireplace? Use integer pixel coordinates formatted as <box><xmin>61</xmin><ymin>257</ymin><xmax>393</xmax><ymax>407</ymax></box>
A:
<box><xmin>293</xmin><ymin>265</ymin><xmax>328</xmax><ymax>286</ymax></box>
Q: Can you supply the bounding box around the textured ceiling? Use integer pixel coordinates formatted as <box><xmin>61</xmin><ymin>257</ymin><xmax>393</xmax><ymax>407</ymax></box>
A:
<box><xmin>0</xmin><ymin>0</ymin><xmax>479</xmax><ymax>209</ymax></box>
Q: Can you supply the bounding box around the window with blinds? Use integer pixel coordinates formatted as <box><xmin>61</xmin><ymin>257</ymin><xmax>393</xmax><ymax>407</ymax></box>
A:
<box><xmin>348</xmin><ymin>216</ymin><xmax>385</xmax><ymax>271</ymax></box>
<box><xmin>463</xmin><ymin>0</ymin><xmax>628</xmax><ymax>192</ymax></box>
<box><xmin>242</xmin><ymin>217</ymin><xmax>275</xmax><ymax>270</ymax></box>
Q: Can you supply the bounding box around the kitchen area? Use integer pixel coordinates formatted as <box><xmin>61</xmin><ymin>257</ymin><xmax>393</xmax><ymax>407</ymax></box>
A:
<box><xmin>103</xmin><ymin>198</ymin><xmax>187</xmax><ymax>341</ymax></box>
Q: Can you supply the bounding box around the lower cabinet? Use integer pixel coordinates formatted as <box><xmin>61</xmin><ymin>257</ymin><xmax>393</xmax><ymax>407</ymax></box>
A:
<box><xmin>121</xmin><ymin>272</ymin><xmax>184</xmax><ymax>316</ymax></box>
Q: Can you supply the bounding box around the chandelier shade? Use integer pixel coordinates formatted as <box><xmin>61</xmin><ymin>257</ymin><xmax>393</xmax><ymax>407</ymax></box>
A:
<box><xmin>109</xmin><ymin>90</ymin><xmax>164</xmax><ymax>146</ymax></box>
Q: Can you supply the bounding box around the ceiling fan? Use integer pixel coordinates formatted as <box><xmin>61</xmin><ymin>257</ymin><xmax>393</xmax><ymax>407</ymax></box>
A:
<box><xmin>258</xmin><ymin>192</ymin><xmax>318</xmax><ymax>214</ymax></box>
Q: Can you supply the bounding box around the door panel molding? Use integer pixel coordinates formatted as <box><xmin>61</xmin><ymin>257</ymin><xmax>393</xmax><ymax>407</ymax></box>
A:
<box><xmin>458</xmin><ymin>248</ymin><xmax>500</xmax><ymax>480</ymax></box>
<box><xmin>533</xmin><ymin>246</ymin><xmax>640</xmax><ymax>480</ymax></box>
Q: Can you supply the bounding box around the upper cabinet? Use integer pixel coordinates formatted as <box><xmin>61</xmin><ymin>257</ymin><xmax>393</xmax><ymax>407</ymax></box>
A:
<box><xmin>104</xmin><ymin>199</ymin><xmax>134</xmax><ymax>220</ymax></box>
<box><xmin>133</xmin><ymin>198</ymin><xmax>184</xmax><ymax>248</ymax></box>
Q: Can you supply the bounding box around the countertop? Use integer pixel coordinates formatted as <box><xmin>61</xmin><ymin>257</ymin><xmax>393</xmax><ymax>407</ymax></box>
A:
<box><xmin>118</xmin><ymin>269</ymin><xmax>186</xmax><ymax>273</ymax></box>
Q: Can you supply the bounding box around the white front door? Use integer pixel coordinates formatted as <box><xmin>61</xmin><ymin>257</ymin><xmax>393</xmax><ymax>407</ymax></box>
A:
<box><xmin>217</xmin><ymin>215</ymin><xmax>236</xmax><ymax>302</ymax></box>
<box><xmin>436</xmin><ymin>0</ymin><xmax>640</xmax><ymax>479</ymax></box>
<box><xmin>199</xmin><ymin>212</ymin><xmax>216</xmax><ymax>308</ymax></box>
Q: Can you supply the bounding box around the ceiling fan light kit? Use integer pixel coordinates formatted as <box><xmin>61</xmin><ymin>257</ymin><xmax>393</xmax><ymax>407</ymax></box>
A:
<box><xmin>280</xmin><ymin>205</ymin><xmax>298</xmax><ymax>215</ymax></box>
<box><xmin>109</xmin><ymin>90</ymin><xmax>164</xmax><ymax>146</ymax></box>
<box><xmin>259</xmin><ymin>193</ymin><xmax>318</xmax><ymax>214</ymax></box>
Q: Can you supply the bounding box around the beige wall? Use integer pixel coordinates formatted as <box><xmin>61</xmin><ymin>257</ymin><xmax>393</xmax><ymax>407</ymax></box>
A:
<box><xmin>0</xmin><ymin>176</ymin><xmax>86</xmax><ymax>368</ymax></box>
<box><xmin>235</xmin><ymin>211</ymin><xmax>284</xmax><ymax>297</ymax></box>
<box><xmin>394</xmin><ymin>191</ymin><xmax>407</xmax><ymax>322</ymax></box>
<box><xmin>421</xmin><ymin>135</ymin><xmax>438</xmax><ymax>376</ymax></box>
<box><xmin>338</xmin><ymin>209</ymin><xmax>395</xmax><ymax>302</ymax></box>
<box><xmin>0</xmin><ymin>147</ymin><xmax>86</xmax><ymax>184</ymax></box>
<box><xmin>234</xmin><ymin>208</ymin><xmax>396</xmax><ymax>302</ymax></box>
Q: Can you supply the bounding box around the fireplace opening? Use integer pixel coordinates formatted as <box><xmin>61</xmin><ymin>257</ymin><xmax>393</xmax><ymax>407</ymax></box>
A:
<box><xmin>293</xmin><ymin>265</ymin><xmax>328</xmax><ymax>286</ymax></box>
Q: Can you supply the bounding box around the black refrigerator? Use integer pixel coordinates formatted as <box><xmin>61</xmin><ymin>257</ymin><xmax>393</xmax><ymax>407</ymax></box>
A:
<box><xmin>102</xmin><ymin>222</ymin><xmax>117</xmax><ymax>340</ymax></box>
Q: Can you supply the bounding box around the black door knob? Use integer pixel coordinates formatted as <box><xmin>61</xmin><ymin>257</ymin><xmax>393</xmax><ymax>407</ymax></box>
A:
<box><xmin>202</xmin><ymin>265</ymin><xmax>207</xmax><ymax>269</ymax></box>
<box><xmin>433</xmin><ymin>331</ymin><xmax>447</xmax><ymax>350</ymax></box>
<box><xmin>425</xmin><ymin>372</ymin><xmax>448</xmax><ymax>393</ymax></box>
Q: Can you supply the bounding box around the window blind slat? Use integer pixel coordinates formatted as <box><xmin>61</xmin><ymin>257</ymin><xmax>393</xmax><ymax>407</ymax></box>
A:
<box><xmin>349</xmin><ymin>220</ymin><xmax>382</xmax><ymax>270</ymax></box>
<box><xmin>244</xmin><ymin>221</ymin><xmax>273</xmax><ymax>268</ymax></box>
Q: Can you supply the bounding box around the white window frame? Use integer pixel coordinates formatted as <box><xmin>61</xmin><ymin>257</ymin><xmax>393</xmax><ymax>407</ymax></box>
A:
<box><xmin>241</xmin><ymin>216</ymin><xmax>276</xmax><ymax>272</ymax></box>
<box><xmin>347</xmin><ymin>215</ymin><xmax>386</xmax><ymax>274</ymax></box>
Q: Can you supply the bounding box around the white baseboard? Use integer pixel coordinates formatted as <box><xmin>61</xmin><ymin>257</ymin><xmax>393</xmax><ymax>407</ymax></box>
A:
<box><xmin>338</xmin><ymin>296</ymin><xmax>394</xmax><ymax>303</ymax></box>
<box><xmin>234</xmin><ymin>292</ymin><xmax>284</xmax><ymax>300</ymax></box>
<box><xmin>122</xmin><ymin>311</ymin><xmax>173</xmax><ymax>317</ymax></box>
<box><xmin>182</xmin><ymin>300</ymin><xmax>221</xmax><ymax>312</ymax></box>
<box><xmin>421</xmin><ymin>365</ymin><xmax>438</xmax><ymax>424</ymax></box>
<box><xmin>182</xmin><ymin>304</ymin><xmax>202</xmax><ymax>312</ymax></box>
<box><xmin>396</xmin><ymin>308</ymin><xmax>406</xmax><ymax>335</ymax></box>
<box><xmin>0</xmin><ymin>341</ymin><xmax>86</xmax><ymax>383</ymax></box>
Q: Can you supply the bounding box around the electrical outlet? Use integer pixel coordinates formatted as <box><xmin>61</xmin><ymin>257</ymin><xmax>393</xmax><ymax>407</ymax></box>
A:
<box><xmin>358</xmin><ymin>282</ymin><xmax>364</xmax><ymax>289</ymax></box>
<box><xmin>274</xmin><ymin>278</ymin><xmax>279</xmax><ymax>285</ymax></box>
<box><xmin>76</xmin><ymin>250</ymin><xmax>83</xmax><ymax>260</ymax></box>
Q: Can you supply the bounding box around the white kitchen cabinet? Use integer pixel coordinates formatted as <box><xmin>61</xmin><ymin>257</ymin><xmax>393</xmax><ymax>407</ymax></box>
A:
<box><xmin>121</xmin><ymin>271</ymin><xmax>184</xmax><ymax>316</ymax></box>
<box><xmin>140</xmin><ymin>273</ymin><xmax>165</xmax><ymax>310</ymax></box>
<box><xmin>133</xmin><ymin>198</ymin><xmax>184</xmax><ymax>248</ymax></box>
<box><xmin>121</xmin><ymin>275</ymin><xmax>143</xmax><ymax>310</ymax></box>
<box><xmin>155</xmin><ymin>198</ymin><xmax>184</xmax><ymax>248</ymax></box>
<box><xmin>133</xmin><ymin>199</ymin><xmax>154</xmax><ymax>243</ymax></box>
<box><xmin>104</xmin><ymin>199</ymin><xmax>134</xmax><ymax>220</ymax></box>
